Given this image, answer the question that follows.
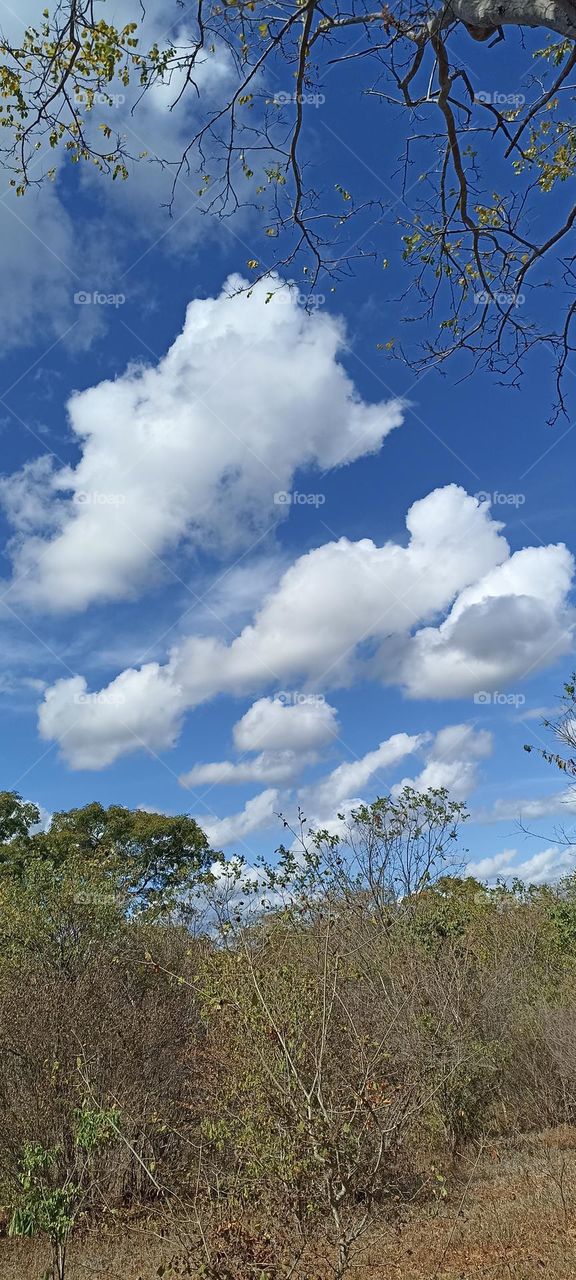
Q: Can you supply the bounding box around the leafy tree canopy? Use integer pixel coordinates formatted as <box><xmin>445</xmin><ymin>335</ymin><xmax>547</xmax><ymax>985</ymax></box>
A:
<box><xmin>0</xmin><ymin>790</ymin><xmax>40</xmax><ymax>844</ymax></box>
<box><xmin>0</xmin><ymin>795</ymin><xmax>213</xmax><ymax>911</ymax></box>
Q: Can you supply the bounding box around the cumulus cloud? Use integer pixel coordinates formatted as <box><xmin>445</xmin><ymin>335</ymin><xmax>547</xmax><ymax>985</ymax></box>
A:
<box><xmin>3</xmin><ymin>276</ymin><xmax>403</xmax><ymax>612</ymax></box>
<box><xmin>233</xmin><ymin>696</ymin><xmax>339</xmax><ymax>753</ymax></box>
<box><xmin>190</xmin><ymin>719</ymin><xmax>497</xmax><ymax>852</ymax></box>
<box><xmin>187</xmin><ymin>556</ymin><xmax>288</xmax><ymax>636</ymax></box>
<box><xmin>183</xmin><ymin>714</ymin><xmax>493</xmax><ymax>840</ymax></box>
<box><xmin>195</xmin><ymin>726</ymin><xmax>470</xmax><ymax>850</ymax></box>
<box><xmin>397</xmin><ymin>545</ymin><xmax>574</xmax><ymax>698</ymax></box>
<box><xmin>180</xmin><ymin>695</ymin><xmax>339</xmax><ymax>790</ymax></box>
<box><xmin>36</xmin><ymin>484</ymin><xmax>574</xmax><ymax>769</ymax></box>
<box><xmin>38</xmin><ymin>669</ymin><xmax>186</xmax><ymax>771</ymax></box>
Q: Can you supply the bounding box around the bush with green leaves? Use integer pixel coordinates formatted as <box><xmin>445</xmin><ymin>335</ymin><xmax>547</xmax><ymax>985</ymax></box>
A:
<box><xmin>8</xmin><ymin>1106</ymin><xmax>119</xmax><ymax>1280</ymax></box>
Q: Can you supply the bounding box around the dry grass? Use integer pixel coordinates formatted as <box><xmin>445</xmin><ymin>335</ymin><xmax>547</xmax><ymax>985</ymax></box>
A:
<box><xmin>358</xmin><ymin>1126</ymin><xmax>576</xmax><ymax>1279</ymax></box>
<box><xmin>2</xmin><ymin>1128</ymin><xmax>576</xmax><ymax>1280</ymax></box>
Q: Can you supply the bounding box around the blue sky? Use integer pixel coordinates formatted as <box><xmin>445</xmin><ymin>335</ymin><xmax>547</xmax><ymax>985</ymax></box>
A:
<box><xmin>0</xmin><ymin>0</ymin><xmax>575</xmax><ymax>883</ymax></box>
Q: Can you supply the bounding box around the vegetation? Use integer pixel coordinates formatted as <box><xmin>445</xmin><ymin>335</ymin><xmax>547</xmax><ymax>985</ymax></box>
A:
<box><xmin>0</xmin><ymin>715</ymin><xmax>575</xmax><ymax>1278</ymax></box>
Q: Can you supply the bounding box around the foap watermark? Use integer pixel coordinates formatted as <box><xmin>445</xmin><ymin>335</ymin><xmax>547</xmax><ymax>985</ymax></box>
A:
<box><xmin>274</xmin><ymin>288</ymin><xmax>325</xmax><ymax>310</ymax></box>
<box><xmin>474</xmin><ymin>691</ymin><xmax>526</xmax><ymax>708</ymax></box>
<box><xmin>274</xmin><ymin>490</ymin><xmax>325</xmax><ymax>507</ymax></box>
<box><xmin>75</xmin><ymin>89</ymin><xmax>126</xmax><ymax>108</ymax></box>
<box><xmin>74</xmin><ymin>289</ymin><xmax>125</xmax><ymax>307</ymax></box>
<box><xmin>472</xmin><ymin>889</ymin><xmax>522</xmax><ymax>912</ymax></box>
<box><xmin>474</xmin><ymin>290</ymin><xmax>525</xmax><ymax>308</ymax></box>
<box><xmin>74</xmin><ymin>490</ymin><xmax>126</xmax><ymax>507</ymax></box>
<box><xmin>74</xmin><ymin>691</ymin><xmax>126</xmax><ymax>706</ymax></box>
<box><xmin>274</xmin><ymin>691</ymin><xmax>326</xmax><ymax>707</ymax></box>
<box><xmin>475</xmin><ymin>90</ymin><xmax>526</xmax><ymax>108</ymax></box>
<box><xmin>272</xmin><ymin>90</ymin><xmax>325</xmax><ymax>108</ymax></box>
<box><xmin>475</xmin><ymin>490</ymin><xmax>525</xmax><ymax>508</ymax></box>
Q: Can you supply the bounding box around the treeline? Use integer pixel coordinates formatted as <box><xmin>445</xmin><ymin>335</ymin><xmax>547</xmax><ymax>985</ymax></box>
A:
<box><xmin>1</xmin><ymin>778</ymin><xmax>576</xmax><ymax>1280</ymax></box>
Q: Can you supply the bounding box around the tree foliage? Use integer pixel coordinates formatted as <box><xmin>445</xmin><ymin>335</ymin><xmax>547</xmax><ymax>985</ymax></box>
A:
<box><xmin>0</xmin><ymin>795</ymin><xmax>212</xmax><ymax>912</ymax></box>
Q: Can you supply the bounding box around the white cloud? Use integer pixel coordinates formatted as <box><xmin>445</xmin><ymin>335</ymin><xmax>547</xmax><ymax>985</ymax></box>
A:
<box><xmin>395</xmin><ymin>723</ymin><xmax>493</xmax><ymax>802</ymax></box>
<box><xmin>3</xmin><ymin>276</ymin><xmax>403</xmax><ymax>612</ymax></box>
<box><xmin>0</xmin><ymin>2</ymin><xmax>239</xmax><ymax>358</ymax></box>
<box><xmin>398</xmin><ymin>546</ymin><xmax>574</xmax><ymax>698</ymax></box>
<box><xmin>233</xmin><ymin>696</ymin><xmax>339</xmax><ymax>752</ymax></box>
<box><xmin>181</xmin><ymin>751</ymin><xmax>310</xmax><ymax>789</ymax></box>
<box><xmin>37</xmin><ymin>484</ymin><xmax>574</xmax><ymax>769</ymax></box>
<box><xmin>192</xmin><ymin>721</ymin><xmax>491</xmax><ymax>856</ymax></box>
<box><xmin>38</xmin><ymin>669</ymin><xmax>185</xmax><ymax>771</ymax></box>
<box><xmin>200</xmin><ymin>788</ymin><xmax>280</xmax><ymax>849</ymax></box>
<box><xmin>474</xmin><ymin>787</ymin><xmax>576</xmax><ymax>823</ymax></box>
<box><xmin>62</xmin><ymin>0</ymin><xmax>237</xmax><ymax>243</ymax></box>
<box><xmin>193</xmin><ymin>734</ymin><xmax>429</xmax><ymax>851</ymax></box>
<box><xmin>467</xmin><ymin>845</ymin><xmax>576</xmax><ymax>885</ymax></box>
<box><xmin>31</xmin><ymin>803</ymin><xmax>52</xmax><ymax>834</ymax></box>
<box><xmin>180</xmin><ymin>695</ymin><xmax>338</xmax><ymax>789</ymax></box>
<box><xmin>300</xmin><ymin>732</ymin><xmax>425</xmax><ymax>820</ymax></box>
<box><xmin>300</xmin><ymin>722</ymin><xmax>492</xmax><ymax>823</ymax></box>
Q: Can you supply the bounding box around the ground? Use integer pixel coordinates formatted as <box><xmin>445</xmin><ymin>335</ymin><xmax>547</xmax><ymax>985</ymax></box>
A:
<box><xmin>2</xmin><ymin>1128</ymin><xmax>576</xmax><ymax>1280</ymax></box>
